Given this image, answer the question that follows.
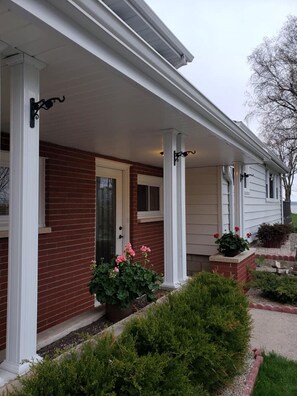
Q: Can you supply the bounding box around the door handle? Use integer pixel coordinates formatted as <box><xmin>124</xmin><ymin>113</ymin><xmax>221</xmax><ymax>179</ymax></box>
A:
<box><xmin>119</xmin><ymin>235</ymin><xmax>123</xmax><ymax>239</ymax></box>
<box><xmin>119</xmin><ymin>226</ymin><xmax>123</xmax><ymax>230</ymax></box>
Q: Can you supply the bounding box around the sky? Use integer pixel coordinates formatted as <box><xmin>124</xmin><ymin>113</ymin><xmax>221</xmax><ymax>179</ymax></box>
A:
<box><xmin>146</xmin><ymin>0</ymin><xmax>297</xmax><ymax>198</ymax></box>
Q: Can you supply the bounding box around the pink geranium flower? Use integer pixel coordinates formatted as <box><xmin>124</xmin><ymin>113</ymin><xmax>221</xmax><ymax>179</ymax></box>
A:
<box><xmin>113</xmin><ymin>267</ymin><xmax>119</xmax><ymax>273</ymax></box>
<box><xmin>235</xmin><ymin>226</ymin><xmax>240</xmax><ymax>232</ymax></box>
<box><xmin>116</xmin><ymin>254</ymin><xmax>126</xmax><ymax>264</ymax></box>
<box><xmin>124</xmin><ymin>243</ymin><xmax>136</xmax><ymax>257</ymax></box>
<box><xmin>140</xmin><ymin>245</ymin><xmax>151</xmax><ymax>253</ymax></box>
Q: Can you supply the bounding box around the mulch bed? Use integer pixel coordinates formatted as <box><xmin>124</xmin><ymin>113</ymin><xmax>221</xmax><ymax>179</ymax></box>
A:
<box><xmin>38</xmin><ymin>291</ymin><xmax>167</xmax><ymax>359</ymax></box>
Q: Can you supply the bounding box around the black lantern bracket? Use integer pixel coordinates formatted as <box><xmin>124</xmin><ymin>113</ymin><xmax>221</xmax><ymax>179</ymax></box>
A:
<box><xmin>174</xmin><ymin>150</ymin><xmax>196</xmax><ymax>166</ymax></box>
<box><xmin>240</xmin><ymin>172</ymin><xmax>254</xmax><ymax>182</ymax></box>
<box><xmin>30</xmin><ymin>96</ymin><xmax>65</xmax><ymax>128</ymax></box>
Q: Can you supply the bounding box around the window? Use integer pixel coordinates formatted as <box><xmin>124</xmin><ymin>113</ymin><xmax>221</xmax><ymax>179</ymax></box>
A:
<box><xmin>137</xmin><ymin>175</ymin><xmax>163</xmax><ymax>222</ymax></box>
<box><xmin>0</xmin><ymin>151</ymin><xmax>46</xmax><ymax>230</ymax></box>
<box><xmin>266</xmin><ymin>170</ymin><xmax>279</xmax><ymax>200</ymax></box>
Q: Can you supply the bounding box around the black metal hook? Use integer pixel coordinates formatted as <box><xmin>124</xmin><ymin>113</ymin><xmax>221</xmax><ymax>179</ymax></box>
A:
<box><xmin>30</xmin><ymin>96</ymin><xmax>65</xmax><ymax>128</ymax></box>
<box><xmin>240</xmin><ymin>172</ymin><xmax>254</xmax><ymax>182</ymax></box>
<box><xmin>174</xmin><ymin>150</ymin><xmax>196</xmax><ymax>166</ymax></box>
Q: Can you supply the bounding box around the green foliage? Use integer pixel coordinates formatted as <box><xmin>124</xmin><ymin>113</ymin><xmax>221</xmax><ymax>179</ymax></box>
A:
<box><xmin>89</xmin><ymin>244</ymin><xmax>162</xmax><ymax>309</ymax></box>
<box><xmin>214</xmin><ymin>228</ymin><xmax>250</xmax><ymax>257</ymax></box>
<box><xmin>256</xmin><ymin>223</ymin><xmax>293</xmax><ymax>248</ymax></box>
<box><xmin>16</xmin><ymin>273</ymin><xmax>250</xmax><ymax>395</ymax></box>
<box><xmin>292</xmin><ymin>213</ymin><xmax>297</xmax><ymax>231</ymax></box>
<box><xmin>89</xmin><ymin>261</ymin><xmax>162</xmax><ymax>309</ymax></box>
<box><xmin>252</xmin><ymin>352</ymin><xmax>297</xmax><ymax>396</ymax></box>
<box><xmin>122</xmin><ymin>272</ymin><xmax>251</xmax><ymax>393</ymax></box>
<box><xmin>250</xmin><ymin>271</ymin><xmax>297</xmax><ymax>305</ymax></box>
<box><xmin>255</xmin><ymin>255</ymin><xmax>266</xmax><ymax>267</ymax></box>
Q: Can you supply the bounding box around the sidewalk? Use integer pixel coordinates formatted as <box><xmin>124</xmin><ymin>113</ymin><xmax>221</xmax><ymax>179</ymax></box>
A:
<box><xmin>250</xmin><ymin>308</ymin><xmax>297</xmax><ymax>361</ymax></box>
<box><xmin>250</xmin><ymin>234</ymin><xmax>297</xmax><ymax>361</ymax></box>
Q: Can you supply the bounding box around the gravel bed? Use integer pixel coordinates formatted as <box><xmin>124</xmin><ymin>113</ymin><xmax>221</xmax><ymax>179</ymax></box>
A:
<box><xmin>218</xmin><ymin>351</ymin><xmax>255</xmax><ymax>396</ymax></box>
<box><xmin>248</xmin><ymin>287</ymin><xmax>296</xmax><ymax>308</ymax></box>
<box><xmin>38</xmin><ymin>291</ymin><xmax>167</xmax><ymax>359</ymax></box>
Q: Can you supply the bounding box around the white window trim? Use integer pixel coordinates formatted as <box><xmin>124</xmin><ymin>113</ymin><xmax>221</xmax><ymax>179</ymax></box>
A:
<box><xmin>266</xmin><ymin>170</ymin><xmax>279</xmax><ymax>202</ymax></box>
<box><xmin>0</xmin><ymin>150</ymin><xmax>47</xmax><ymax>231</ymax></box>
<box><xmin>137</xmin><ymin>174</ymin><xmax>163</xmax><ymax>222</ymax></box>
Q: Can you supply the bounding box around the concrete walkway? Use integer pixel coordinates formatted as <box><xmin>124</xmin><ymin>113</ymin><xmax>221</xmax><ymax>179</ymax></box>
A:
<box><xmin>250</xmin><ymin>308</ymin><xmax>297</xmax><ymax>361</ymax></box>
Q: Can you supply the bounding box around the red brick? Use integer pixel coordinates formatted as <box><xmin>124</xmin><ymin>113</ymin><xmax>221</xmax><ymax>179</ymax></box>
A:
<box><xmin>0</xmin><ymin>139</ymin><xmax>165</xmax><ymax>351</ymax></box>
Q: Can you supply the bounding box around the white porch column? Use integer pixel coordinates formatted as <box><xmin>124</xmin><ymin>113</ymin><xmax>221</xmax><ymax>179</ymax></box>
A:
<box><xmin>0</xmin><ymin>42</ymin><xmax>8</xmax><ymax>153</ymax></box>
<box><xmin>233</xmin><ymin>162</ymin><xmax>243</xmax><ymax>236</ymax></box>
<box><xmin>163</xmin><ymin>130</ymin><xmax>179</xmax><ymax>288</ymax></box>
<box><xmin>0</xmin><ymin>54</ymin><xmax>45</xmax><ymax>378</ymax></box>
<box><xmin>176</xmin><ymin>133</ymin><xmax>187</xmax><ymax>284</ymax></box>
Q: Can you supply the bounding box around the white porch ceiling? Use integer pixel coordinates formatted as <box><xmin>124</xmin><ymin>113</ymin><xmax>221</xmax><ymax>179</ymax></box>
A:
<box><xmin>0</xmin><ymin>2</ymin><xmax>257</xmax><ymax>169</ymax></box>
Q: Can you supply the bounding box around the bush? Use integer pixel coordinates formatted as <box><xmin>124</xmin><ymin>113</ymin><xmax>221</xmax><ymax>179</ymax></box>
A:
<box><xmin>250</xmin><ymin>271</ymin><xmax>297</xmax><ymax>305</ymax></box>
<box><xmin>256</xmin><ymin>223</ymin><xmax>293</xmax><ymax>248</ymax></box>
<box><xmin>122</xmin><ymin>273</ymin><xmax>251</xmax><ymax>393</ymax></box>
<box><xmin>16</xmin><ymin>273</ymin><xmax>250</xmax><ymax>395</ymax></box>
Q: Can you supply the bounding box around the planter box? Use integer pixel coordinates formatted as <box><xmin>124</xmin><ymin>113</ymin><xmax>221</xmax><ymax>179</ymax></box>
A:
<box><xmin>209</xmin><ymin>249</ymin><xmax>256</xmax><ymax>283</ymax></box>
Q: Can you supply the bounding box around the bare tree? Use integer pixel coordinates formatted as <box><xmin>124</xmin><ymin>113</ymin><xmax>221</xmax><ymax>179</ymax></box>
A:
<box><xmin>247</xmin><ymin>15</ymin><xmax>297</xmax><ymax>202</ymax></box>
<box><xmin>0</xmin><ymin>167</ymin><xmax>9</xmax><ymax>215</ymax></box>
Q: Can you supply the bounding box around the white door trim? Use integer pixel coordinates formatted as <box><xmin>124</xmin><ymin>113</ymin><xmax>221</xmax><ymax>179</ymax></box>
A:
<box><xmin>95</xmin><ymin>158</ymin><xmax>130</xmax><ymax>251</ymax></box>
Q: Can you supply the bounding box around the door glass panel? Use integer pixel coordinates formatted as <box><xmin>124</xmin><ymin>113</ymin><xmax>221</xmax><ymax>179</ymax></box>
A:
<box><xmin>0</xmin><ymin>166</ymin><xmax>9</xmax><ymax>215</ymax></box>
<box><xmin>96</xmin><ymin>177</ymin><xmax>116</xmax><ymax>263</ymax></box>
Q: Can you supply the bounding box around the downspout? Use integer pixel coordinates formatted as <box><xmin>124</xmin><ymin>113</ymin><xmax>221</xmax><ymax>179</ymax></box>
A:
<box><xmin>233</xmin><ymin>162</ymin><xmax>243</xmax><ymax>236</ymax></box>
<box><xmin>223</xmin><ymin>166</ymin><xmax>234</xmax><ymax>231</ymax></box>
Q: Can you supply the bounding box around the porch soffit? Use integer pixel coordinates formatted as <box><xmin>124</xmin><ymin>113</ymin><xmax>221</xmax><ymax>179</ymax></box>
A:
<box><xmin>0</xmin><ymin>1</ymin><xmax>265</xmax><ymax>169</ymax></box>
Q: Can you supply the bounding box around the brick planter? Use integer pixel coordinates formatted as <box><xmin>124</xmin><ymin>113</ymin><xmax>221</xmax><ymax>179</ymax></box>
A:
<box><xmin>209</xmin><ymin>249</ymin><xmax>256</xmax><ymax>283</ymax></box>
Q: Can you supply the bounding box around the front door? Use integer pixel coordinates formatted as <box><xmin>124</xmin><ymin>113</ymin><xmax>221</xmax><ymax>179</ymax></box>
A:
<box><xmin>96</xmin><ymin>167</ymin><xmax>123</xmax><ymax>264</ymax></box>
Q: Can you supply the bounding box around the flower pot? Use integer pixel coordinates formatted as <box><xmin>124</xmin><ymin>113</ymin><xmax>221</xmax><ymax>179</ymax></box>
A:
<box><xmin>224</xmin><ymin>250</ymin><xmax>240</xmax><ymax>257</ymax></box>
<box><xmin>105</xmin><ymin>303</ymin><xmax>134</xmax><ymax>322</ymax></box>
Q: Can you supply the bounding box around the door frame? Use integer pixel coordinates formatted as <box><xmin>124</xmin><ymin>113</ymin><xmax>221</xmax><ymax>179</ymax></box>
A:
<box><xmin>95</xmin><ymin>158</ymin><xmax>130</xmax><ymax>254</ymax></box>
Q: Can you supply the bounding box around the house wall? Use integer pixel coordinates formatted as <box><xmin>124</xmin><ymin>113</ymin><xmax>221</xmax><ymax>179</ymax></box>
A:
<box><xmin>242</xmin><ymin>163</ymin><xmax>282</xmax><ymax>238</ymax></box>
<box><xmin>0</xmin><ymin>136</ymin><xmax>164</xmax><ymax>352</ymax></box>
<box><xmin>130</xmin><ymin>165</ymin><xmax>164</xmax><ymax>274</ymax></box>
<box><xmin>186</xmin><ymin>167</ymin><xmax>219</xmax><ymax>257</ymax></box>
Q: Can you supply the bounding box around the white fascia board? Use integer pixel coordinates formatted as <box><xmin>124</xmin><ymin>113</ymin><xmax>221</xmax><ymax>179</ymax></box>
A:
<box><xmin>5</xmin><ymin>0</ymin><xmax>275</xmax><ymax>164</ymax></box>
<box><xmin>125</xmin><ymin>0</ymin><xmax>194</xmax><ymax>63</ymax></box>
<box><xmin>235</xmin><ymin>121</ymin><xmax>288</xmax><ymax>173</ymax></box>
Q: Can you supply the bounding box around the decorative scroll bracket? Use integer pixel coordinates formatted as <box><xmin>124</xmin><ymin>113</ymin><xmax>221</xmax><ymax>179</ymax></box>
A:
<box><xmin>30</xmin><ymin>96</ymin><xmax>65</xmax><ymax>128</ymax></box>
<box><xmin>173</xmin><ymin>150</ymin><xmax>196</xmax><ymax>166</ymax></box>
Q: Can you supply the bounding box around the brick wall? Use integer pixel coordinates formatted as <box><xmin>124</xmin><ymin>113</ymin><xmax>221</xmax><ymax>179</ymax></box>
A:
<box><xmin>210</xmin><ymin>253</ymin><xmax>256</xmax><ymax>283</ymax></box>
<box><xmin>37</xmin><ymin>142</ymin><xmax>96</xmax><ymax>333</ymax></box>
<box><xmin>130</xmin><ymin>165</ymin><xmax>164</xmax><ymax>274</ymax></box>
<box><xmin>0</xmin><ymin>137</ymin><xmax>164</xmax><ymax>351</ymax></box>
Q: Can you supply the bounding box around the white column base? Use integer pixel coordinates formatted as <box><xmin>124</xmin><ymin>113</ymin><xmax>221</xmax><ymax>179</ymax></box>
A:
<box><xmin>162</xmin><ymin>281</ymin><xmax>180</xmax><ymax>290</ymax></box>
<box><xmin>0</xmin><ymin>354</ymin><xmax>42</xmax><ymax>376</ymax></box>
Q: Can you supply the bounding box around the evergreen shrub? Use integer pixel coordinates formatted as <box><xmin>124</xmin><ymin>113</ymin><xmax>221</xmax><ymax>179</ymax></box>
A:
<box><xmin>15</xmin><ymin>273</ymin><xmax>250</xmax><ymax>396</ymax></box>
<box><xmin>256</xmin><ymin>223</ymin><xmax>293</xmax><ymax>248</ymax></box>
<box><xmin>250</xmin><ymin>270</ymin><xmax>297</xmax><ymax>305</ymax></box>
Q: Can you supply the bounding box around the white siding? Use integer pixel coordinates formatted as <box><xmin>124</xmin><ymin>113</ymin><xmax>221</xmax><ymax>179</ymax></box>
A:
<box><xmin>186</xmin><ymin>167</ymin><xmax>219</xmax><ymax>256</ymax></box>
<box><xmin>222</xmin><ymin>175</ymin><xmax>230</xmax><ymax>233</ymax></box>
<box><xmin>243</xmin><ymin>164</ymin><xmax>282</xmax><ymax>239</ymax></box>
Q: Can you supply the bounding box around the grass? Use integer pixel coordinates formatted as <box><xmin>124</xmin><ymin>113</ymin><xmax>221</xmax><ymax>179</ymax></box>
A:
<box><xmin>252</xmin><ymin>352</ymin><xmax>297</xmax><ymax>396</ymax></box>
<box><xmin>292</xmin><ymin>213</ymin><xmax>297</xmax><ymax>230</ymax></box>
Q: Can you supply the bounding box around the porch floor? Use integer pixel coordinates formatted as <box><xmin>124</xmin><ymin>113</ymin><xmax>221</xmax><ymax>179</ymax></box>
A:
<box><xmin>0</xmin><ymin>306</ymin><xmax>105</xmax><ymax>365</ymax></box>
